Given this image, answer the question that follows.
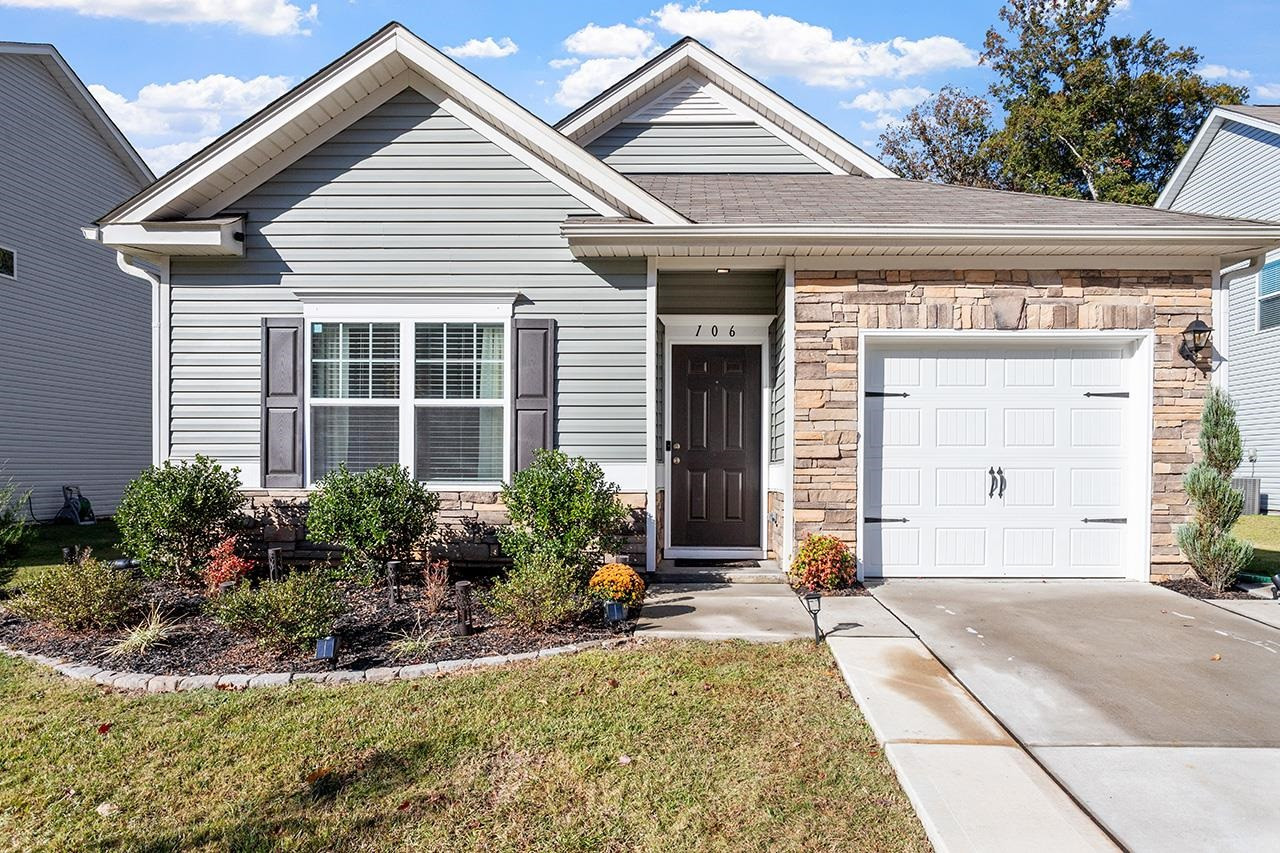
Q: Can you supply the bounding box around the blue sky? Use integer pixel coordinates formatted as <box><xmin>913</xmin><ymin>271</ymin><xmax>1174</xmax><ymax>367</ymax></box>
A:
<box><xmin>3</xmin><ymin>0</ymin><xmax>1278</xmax><ymax>173</ymax></box>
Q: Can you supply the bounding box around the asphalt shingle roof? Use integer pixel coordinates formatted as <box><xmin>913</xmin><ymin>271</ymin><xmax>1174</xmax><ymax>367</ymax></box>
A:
<box><xmin>623</xmin><ymin>174</ymin><xmax>1267</xmax><ymax>227</ymax></box>
<box><xmin>1219</xmin><ymin>104</ymin><xmax>1280</xmax><ymax>126</ymax></box>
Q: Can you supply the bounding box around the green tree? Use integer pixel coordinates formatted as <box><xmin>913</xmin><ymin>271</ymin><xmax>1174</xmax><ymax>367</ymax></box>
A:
<box><xmin>1177</xmin><ymin>388</ymin><xmax>1253</xmax><ymax>593</ymax></box>
<box><xmin>983</xmin><ymin>0</ymin><xmax>1246</xmax><ymax>204</ymax></box>
<box><xmin>879</xmin><ymin>87</ymin><xmax>1006</xmax><ymax>188</ymax></box>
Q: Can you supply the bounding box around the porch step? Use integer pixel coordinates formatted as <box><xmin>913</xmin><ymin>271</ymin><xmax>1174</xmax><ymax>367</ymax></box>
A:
<box><xmin>652</xmin><ymin>559</ymin><xmax>787</xmax><ymax>585</ymax></box>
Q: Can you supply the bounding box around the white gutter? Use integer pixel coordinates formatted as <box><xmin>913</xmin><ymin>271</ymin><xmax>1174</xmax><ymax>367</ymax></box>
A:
<box><xmin>113</xmin><ymin>252</ymin><xmax>166</xmax><ymax>467</ymax></box>
<box><xmin>1213</xmin><ymin>252</ymin><xmax>1269</xmax><ymax>389</ymax></box>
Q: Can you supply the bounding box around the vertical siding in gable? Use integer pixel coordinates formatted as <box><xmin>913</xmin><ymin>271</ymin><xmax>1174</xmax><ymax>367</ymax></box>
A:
<box><xmin>167</xmin><ymin>88</ymin><xmax>646</xmax><ymax>479</ymax></box>
<box><xmin>0</xmin><ymin>54</ymin><xmax>150</xmax><ymax>515</ymax></box>
<box><xmin>1170</xmin><ymin>123</ymin><xmax>1280</xmax><ymax>221</ymax></box>
<box><xmin>587</xmin><ymin>124</ymin><xmax>828</xmax><ymax>174</ymax></box>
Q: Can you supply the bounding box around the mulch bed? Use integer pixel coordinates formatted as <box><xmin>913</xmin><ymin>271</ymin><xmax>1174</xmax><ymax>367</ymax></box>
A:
<box><xmin>0</xmin><ymin>577</ymin><xmax>623</xmax><ymax>676</ymax></box>
<box><xmin>790</xmin><ymin>584</ymin><xmax>871</xmax><ymax>598</ymax></box>
<box><xmin>1158</xmin><ymin>577</ymin><xmax>1261</xmax><ymax>601</ymax></box>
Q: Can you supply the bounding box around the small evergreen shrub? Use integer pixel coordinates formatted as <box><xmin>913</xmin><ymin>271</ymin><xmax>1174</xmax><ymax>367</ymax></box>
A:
<box><xmin>1178</xmin><ymin>388</ymin><xmax>1254</xmax><ymax>592</ymax></box>
<box><xmin>0</xmin><ymin>470</ymin><xmax>33</xmax><ymax>583</ymax></box>
<box><xmin>588</xmin><ymin>563</ymin><xmax>646</xmax><ymax>607</ymax></box>
<box><xmin>8</xmin><ymin>550</ymin><xmax>140</xmax><ymax>630</ymax></box>
<box><xmin>211</xmin><ymin>572</ymin><xmax>344</xmax><ymax>651</ymax></box>
<box><xmin>115</xmin><ymin>455</ymin><xmax>246</xmax><ymax>579</ymax></box>
<box><xmin>790</xmin><ymin>534</ymin><xmax>857</xmax><ymax>591</ymax></box>
<box><xmin>498</xmin><ymin>450</ymin><xmax>629</xmax><ymax>574</ymax></box>
<box><xmin>487</xmin><ymin>553</ymin><xmax>589</xmax><ymax>630</ymax></box>
<box><xmin>306</xmin><ymin>465</ymin><xmax>439</xmax><ymax>579</ymax></box>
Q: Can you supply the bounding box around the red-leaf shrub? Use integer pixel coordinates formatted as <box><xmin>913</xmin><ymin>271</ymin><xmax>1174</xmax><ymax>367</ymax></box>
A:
<box><xmin>204</xmin><ymin>535</ymin><xmax>254</xmax><ymax>592</ymax></box>
<box><xmin>789</xmin><ymin>534</ymin><xmax>856</xmax><ymax>591</ymax></box>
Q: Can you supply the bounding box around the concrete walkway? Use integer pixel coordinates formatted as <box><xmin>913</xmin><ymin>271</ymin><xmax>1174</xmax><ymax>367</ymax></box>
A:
<box><xmin>875</xmin><ymin>581</ymin><xmax>1280</xmax><ymax>852</ymax></box>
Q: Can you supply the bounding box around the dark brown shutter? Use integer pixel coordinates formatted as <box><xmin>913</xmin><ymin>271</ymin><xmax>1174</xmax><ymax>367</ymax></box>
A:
<box><xmin>512</xmin><ymin>317</ymin><xmax>556</xmax><ymax>472</ymax></box>
<box><xmin>261</xmin><ymin>317</ymin><xmax>305</xmax><ymax>488</ymax></box>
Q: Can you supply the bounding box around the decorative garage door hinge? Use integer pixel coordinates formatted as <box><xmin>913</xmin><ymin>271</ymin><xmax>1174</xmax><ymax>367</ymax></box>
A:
<box><xmin>1083</xmin><ymin>392</ymin><xmax>1129</xmax><ymax>398</ymax></box>
<box><xmin>866</xmin><ymin>391</ymin><xmax>910</xmax><ymax>397</ymax></box>
<box><xmin>865</xmin><ymin>517</ymin><xmax>909</xmax><ymax>523</ymax></box>
<box><xmin>1082</xmin><ymin>517</ymin><xmax>1127</xmax><ymax>524</ymax></box>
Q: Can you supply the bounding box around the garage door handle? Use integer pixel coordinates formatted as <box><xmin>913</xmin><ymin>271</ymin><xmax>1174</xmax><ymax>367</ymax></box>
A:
<box><xmin>997</xmin><ymin>467</ymin><xmax>1006</xmax><ymax>499</ymax></box>
<box><xmin>1084</xmin><ymin>392</ymin><xmax>1129</xmax><ymax>398</ymax></box>
<box><xmin>988</xmin><ymin>467</ymin><xmax>997</xmax><ymax>498</ymax></box>
<box><xmin>866</xmin><ymin>517</ymin><xmax>909</xmax><ymax>523</ymax></box>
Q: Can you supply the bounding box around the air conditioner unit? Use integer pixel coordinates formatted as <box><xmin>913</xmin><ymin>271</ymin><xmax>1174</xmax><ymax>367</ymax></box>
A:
<box><xmin>1232</xmin><ymin>477</ymin><xmax>1262</xmax><ymax>516</ymax></box>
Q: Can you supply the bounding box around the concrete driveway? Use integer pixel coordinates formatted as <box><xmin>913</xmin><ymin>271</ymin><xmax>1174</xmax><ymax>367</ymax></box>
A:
<box><xmin>874</xmin><ymin>581</ymin><xmax>1280</xmax><ymax>852</ymax></box>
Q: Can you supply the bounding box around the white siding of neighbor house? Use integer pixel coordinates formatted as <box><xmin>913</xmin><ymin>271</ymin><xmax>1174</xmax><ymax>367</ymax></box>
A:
<box><xmin>166</xmin><ymin>88</ymin><xmax>647</xmax><ymax>483</ymax></box>
<box><xmin>0</xmin><ymin>53</ymin><xmax>151</xmax><ymax>516</ymax></box>
<box><xmin>1169</xmin><ymin>122</ymin><xmax>1280</xmax><ymax>222</ymax></box>
<box><xmin>1167</xmin><ymin>118</ymin><xmax>1280</xmax><ymax>508</ymax></box>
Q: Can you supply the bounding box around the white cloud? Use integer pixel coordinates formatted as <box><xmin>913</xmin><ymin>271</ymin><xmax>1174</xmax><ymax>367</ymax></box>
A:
<box><xmin>0</xmin><ymin>0</ymin><xmax>317</xmax><ymax>36</ymax></box>
<box><xmin>649</xmin><ymin>3</ymin><xmax>977</xmax><ymax>88</ymax></box>
<box><xmin>859</xmin><ymin>113</ymin><xmax>900</xmax><ymax>132</ymax></box>
<box><xmin>548</xmin><ymin>57</ymin><xmax>580</xmax><ymax>69</ymax></box>
<box><xmin>89</xmin><ymin>73</ymin><xmax>292</xmax><ymax>172</ymax></box>
<box><xmin>841</xmin><ymin>86</ymin><xmax>930</xmax><ymax>112</ymax></box>
<box><xmin>1256</xmin><ymin>83</ymin><xmax>1280</xmax><ymax>99</ymax></box>
<box><xmin>1202</xmin><ymin>64</ymin><xmax>1251</xmax><ymax>81</ymax></box>
<box><xmin>553</xmin><ymin>54</ymin><xmax>656</xmax><ymax>107</ymax></box>
<box><xmin>443</xmin><ymin>36</ymin><xmax>519</xmax><ymax>59</ymax></box>
<box><xmin>563</xmin><ymin>23</ymin><xmax>655</xmax><ymax>57</ymax></box>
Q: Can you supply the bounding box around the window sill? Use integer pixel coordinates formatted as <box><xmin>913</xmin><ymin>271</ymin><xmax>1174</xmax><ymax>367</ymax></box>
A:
<box><xmin>423</xmin><ymin>481</ymin><xmax>505</xmax><ymax>493</ymax></box>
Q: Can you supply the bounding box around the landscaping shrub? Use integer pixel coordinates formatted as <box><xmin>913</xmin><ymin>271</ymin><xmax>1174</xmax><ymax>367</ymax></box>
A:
<box><xmin>790</xmin><ymin>534</ymin><xmax>857</xmax><ymax>591</ymax></box>
<box><xmin>0</xmin><ymin>469</ymin><xmax>33</xmax><ymax>583</ymax></box>
<box><xmin>498</xmin><ymin>450</ymin><xmax>629</xmax><ymax>573</ymax></box>
<box><xmin>115</xmin><ymin>455</ymin><xmax>246</xmax><ymax>579</ymax></box>
<box><xmin>419</xmin><ymin>558</ymin><xmax>450</xmax><ymax>614</ymax></box>
<box><xmin>1178</xmin><ymin>388</ymin><xmax>1254</xmax><ymax>592</ymax></box>
<box><xmin>8</xmin><ymin>549</ymin><xmax>140</xmax><ymax>630</ymax></box>
<box><xmin>588</xmin><ymin>563</ymin><xmax>646</xmax><ymax>608</ymax></box>
<box><xmin>104</xmin><ymin>603</ymin><xmax>178</xmax><ymax>660</ymax></box>
<box><xmin>486</xmin><ymin>553</ymin><xmax>589</xmax><ymax>630</ymax></box>
<box><xmin>211</xmin><ymin>572</ymin><xmax>344</xmax><ymax>651</ymax></box>
<box><xmin>306</xmin><ymin>465</ymin><xmax>439</xmax><ymax>580</ymax></box>
<box><xmin>203</xmin><ymin>535</ymin><xmax>254</xmax><ymax>593</ymax></box>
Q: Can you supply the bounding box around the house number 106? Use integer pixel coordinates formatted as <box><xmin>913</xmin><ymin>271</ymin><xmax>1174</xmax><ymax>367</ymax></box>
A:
<box><xmin>694</xmin><ymin>324</ymin><xmax>735</xmax><ymax>337</ymax></box>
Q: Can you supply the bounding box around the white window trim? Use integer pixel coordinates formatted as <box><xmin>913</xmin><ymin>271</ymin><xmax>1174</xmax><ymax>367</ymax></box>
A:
<box><xmin>301</xmin><ymin>302</ymin><xmax>513</xmax><ymax>492</ymax></box>
<box><xmin>0</xmin><ymin>245</ymin><xmax>15</xmax><ymax>279</ymax></box>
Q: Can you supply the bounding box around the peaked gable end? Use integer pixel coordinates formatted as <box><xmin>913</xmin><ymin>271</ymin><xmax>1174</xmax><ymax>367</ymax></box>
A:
<box><xmin>1167</xmin><ymin>119</ymin><xmax>1280</xmax><ymax>222</ymax></box>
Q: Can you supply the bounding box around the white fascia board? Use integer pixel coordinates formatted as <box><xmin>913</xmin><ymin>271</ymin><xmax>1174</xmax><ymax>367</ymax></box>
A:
<box><xmin>96</xmin><ymin>218</ymin><xmax>244</xmax><ymax>256</ymax></box>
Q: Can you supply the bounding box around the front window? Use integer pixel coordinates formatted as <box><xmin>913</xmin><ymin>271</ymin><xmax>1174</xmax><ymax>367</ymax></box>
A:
<box><xmin>0</xmin><ymin>246</ymin><xmax>14</xmax><ymax>278</ymax></box>
<box><xmin>1260</xmin><ymin>260</ymin><xmax>1280</xmax><ymax>331</ymax></box>
<box><xmin>308</xmin><ymin>318</ymin><xmax>506</xmax><ymax>485</ymax></box>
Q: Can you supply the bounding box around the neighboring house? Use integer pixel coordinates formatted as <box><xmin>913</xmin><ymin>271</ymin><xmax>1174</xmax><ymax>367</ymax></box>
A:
<box><xmin>87</xmin><ymin>23</ymin><xmax>1280</xmax><ymax>581</ymax></box>
<box><xmin>1</xmin><ymin>42</ymin><xmax>154</xmax><ymax>518</ymax></box>
<box><xmin>1157</xmin><ymin>104</ymin><xmax>1280</xmax><ymax>511</ymax></box>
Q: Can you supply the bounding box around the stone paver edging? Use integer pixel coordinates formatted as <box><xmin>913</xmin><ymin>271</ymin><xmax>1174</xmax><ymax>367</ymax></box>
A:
<box><xmin>0</xmin><ymin>638</ymin><xmax>628</xmax><ymax>693</ymax></box>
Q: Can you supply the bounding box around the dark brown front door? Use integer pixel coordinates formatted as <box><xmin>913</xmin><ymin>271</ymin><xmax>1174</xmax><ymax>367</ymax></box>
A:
<box><xmin>669</xmin><ymin>344</ymin><xmax>762</xmax><ymax>549</ymax></box>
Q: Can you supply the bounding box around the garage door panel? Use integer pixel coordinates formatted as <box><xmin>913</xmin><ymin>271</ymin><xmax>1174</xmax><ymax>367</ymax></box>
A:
<box><xmin>864</xmin><ymin>466</ymin><xmax>922</xmax><ymax>514</ymax></box>
<box><xmin>1070</xmin><ymin>526</ymin><xmax>1124</xmax><ymax>573</ymax></box>
<box><xmin>1002</xmin><ymin>528</ymin><xmax>1056</xmax><ymax>571</ymax></box>
<box><xmin>935</xmin><ymin>408</ymin><xmax>987</xmax><ymax>446</ymax></box>
<box><xmin>1071</xmin><ymin>407</ymin><xmax>1125</xmax><ymax>447</ymax></box>
<box><xmin>935</xmin><ymin>467</ymin><xmax>989</xmax><ymax>507</ymax></box>
<box><xmin>1001</xmin><ymin>467</ymin><xmax>1055</xmax><ymax>507</ymax></box>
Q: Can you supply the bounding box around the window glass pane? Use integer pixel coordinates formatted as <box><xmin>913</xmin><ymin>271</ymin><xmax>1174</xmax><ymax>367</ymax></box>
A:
<box><xmin>415</xmin><ymin>407</ymin><xmax>503</xmax><ymax>481</ymax></box>
<box><xmin>1260</xmin><ymin>260</ymin><xmax>1280</xmax><ymax>299</ymax></box>
<box><xmin>311</xmin><ymin>406</ymin><xmax>399</xmax><ymax>479</ymax></box>
<box><xmin>1261</xmin><ymin>296</ymin><xmax>1280</xmax><ymax>331</ymax></box>
<box><xmin>0</xmin><ymin>247</ymin><xmax>12</xmax><ymax>277</ymax></box>
<box><xmin>415</xmin><ymin>322</ymin><xmax>504</xmax><ymax>400</ymax></box>
<box><xmin>311</xmin><ymin>322</ymin><xmax>399</xmax><ymax>399</ymax></box>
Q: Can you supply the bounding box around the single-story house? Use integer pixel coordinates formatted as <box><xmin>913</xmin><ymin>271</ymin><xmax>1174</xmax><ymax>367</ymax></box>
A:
<box><xmin>86</xmin><ymin>22</ymin><xmax>1280</xmax><ymax>580</ymax></box>
<box><xmin>1</xmin><ymin>41</ymin><xmax>153</xmax><ymax>518</ymax></box>
<box><xmin>1157</xmin><ymin>104</ymin><xmax>1280</xmax><ymax>512</ymax></box>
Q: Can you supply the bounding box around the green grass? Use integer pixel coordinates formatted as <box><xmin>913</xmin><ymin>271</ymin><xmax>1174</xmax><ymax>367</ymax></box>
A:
<box><xmin>5</xmin><ymin>518</ymin><xmax>121</xmax><ymax>590</ymax></box>
<box><xmin>1233</xmin><ymin>514</ymin><xmax>1280</xmax><ymax>580</ymax></box>
<box><xmin>0</xmin><ymin>641</ymin><xmax>927</xmax><ymax>852</ymax></box>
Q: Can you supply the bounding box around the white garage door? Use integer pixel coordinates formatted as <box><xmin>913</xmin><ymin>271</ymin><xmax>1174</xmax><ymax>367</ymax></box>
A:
<box><xmin>862</xmin><ymin>339</ymin><xmax>1145</xmax><ymax>579</ymax></box>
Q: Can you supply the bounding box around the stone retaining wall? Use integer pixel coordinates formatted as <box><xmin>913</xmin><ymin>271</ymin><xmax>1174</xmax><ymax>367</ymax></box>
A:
<box><xmin>792</xmin><ymin>268</ymin><xmax>1213</xmax><ymax>580</ymax></box>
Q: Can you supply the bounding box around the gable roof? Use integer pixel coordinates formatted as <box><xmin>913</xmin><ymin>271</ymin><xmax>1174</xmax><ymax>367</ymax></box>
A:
<box><xmin>0</xmin><ymin>41</ymin><xmax>152</xmax><ymax>186</ymax></box>
<box><xmin>97</xmin><ymin>22</ymin><xmax>686</xmax><ymax>227</ymax></box>
<box><xmin>1156</xmin><ymin>105</ymin><xmax>1280</xmax><ymax>210</ymax></box>
<box><xmin>555</xmin><ymin>37</ymin><xmax>895</xmax><ymax>179</ymax></box>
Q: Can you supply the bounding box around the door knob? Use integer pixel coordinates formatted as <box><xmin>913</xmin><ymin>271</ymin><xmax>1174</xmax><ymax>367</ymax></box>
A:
<box><xmin>673</xmin><ymin>456</ymin><xmax>681</xmax><ymax>465</ymax></box>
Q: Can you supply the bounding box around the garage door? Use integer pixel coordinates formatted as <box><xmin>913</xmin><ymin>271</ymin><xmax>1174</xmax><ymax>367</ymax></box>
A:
<box><xmin>862</xmin><ymin>340</ymin><xmax>1144</xmax><ymax>578</ymax></box>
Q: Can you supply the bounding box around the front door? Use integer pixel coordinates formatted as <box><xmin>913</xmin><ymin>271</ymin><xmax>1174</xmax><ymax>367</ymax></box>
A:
<box><xmin>669</xmin><ymin>344</ymin><xmax>762</xmax><ymax>549</ymax></box>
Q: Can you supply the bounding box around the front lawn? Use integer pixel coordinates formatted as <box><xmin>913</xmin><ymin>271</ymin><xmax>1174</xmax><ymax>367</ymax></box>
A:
<box><xmin>1232</xmin><ymin>514</ymin><xmax>1280</xmax><ymax>579</ymax></box>
<box><xmin>0</xmin><ymin>641</ymin><xmax>926</xmax><ymax>852</ymax></box>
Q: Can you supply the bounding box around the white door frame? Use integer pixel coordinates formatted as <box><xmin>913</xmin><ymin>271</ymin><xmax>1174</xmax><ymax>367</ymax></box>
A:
<box><xmin>660</xmin><ymin>314</ymin><xmax>773</xmax><ymax>560</ymax></box>
<box><xmin>856</xmin><ymin>329</ymin><xmax>1155</xmax><ymax>583</ymax></box>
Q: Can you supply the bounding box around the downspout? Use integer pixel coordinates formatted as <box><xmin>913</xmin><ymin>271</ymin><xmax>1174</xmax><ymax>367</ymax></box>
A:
<box><xmin>115</xmin><ymin>251</ymin><xmax>165</xmax><ymax>467</ymax></box>
<box><xmin>1214</xmin><ymin>253</ymin><xmax>1268</xmax><ymax>389</ymax></box>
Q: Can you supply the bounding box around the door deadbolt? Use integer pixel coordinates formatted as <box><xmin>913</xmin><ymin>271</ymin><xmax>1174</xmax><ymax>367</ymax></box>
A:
<box><xmin>673</xmin><ymin>442</ymin><xmax>681</xmax><ymax>450</ymax></box>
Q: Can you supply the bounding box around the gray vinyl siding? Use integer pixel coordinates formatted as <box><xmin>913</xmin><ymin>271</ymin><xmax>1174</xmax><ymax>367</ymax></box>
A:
<box><xmin>1169</xmin><ymin>122</ymin><xmax>1280</xmax><ymax>221</ymax></box>
<box><xmin>0</xmin><ymin>53</ymin><xmax>150</xmax><ymax>516</ymax></box>
<box><xmin>167</xmin><ymin>88</ymin><xmax>647</xmax><ymax>477</ymax></box>
<box><xmin>587</xmin><ymin>123</ymin><xmax>828</xmax><ymax>174</ymax></box>
<box><xmin>770</xmin><ymin>272</ymin><xmax>786</xmax><ymax>463</ymax></box>
<box><xmin>656</xmin><ymin>272</ymin><xmax>777</xmax><ymax>314</ymax></box>
<box><xmin>1228</xmin><ymin>256</ymin><xmax>1280</xmax><ymax>509</ymax></box>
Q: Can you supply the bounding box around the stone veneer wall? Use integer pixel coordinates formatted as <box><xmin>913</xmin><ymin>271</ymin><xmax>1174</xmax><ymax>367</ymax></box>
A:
<box><xmin>767</xmin><ymin>491</ymin><xmax>784</xmax><ymax>563</ymax></box>
<box><xmin>792</xmin><ymin>268</ymin><xmax>1213</xmax><ymax>580</ymax></box>
<box><xmin>243</xmin><ymin>489</ymin><xmax>648</xmax><ymax>571</ymax></box>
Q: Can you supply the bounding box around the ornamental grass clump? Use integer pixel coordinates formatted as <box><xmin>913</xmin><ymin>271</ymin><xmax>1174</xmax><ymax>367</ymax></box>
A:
<box><xmin>789</xmin><ymin>534</ymin><xmax>856</xmax><ymax>591</ymax></box>
<box><xmin>1177</xmin><ymin>387</ymin><xmax>1254</xmax><ymax>593</ymax></box>
<box><xmin>588</xmin><ymin>563</ymin><xmax>646</xmax><ymax>608</ymax></box>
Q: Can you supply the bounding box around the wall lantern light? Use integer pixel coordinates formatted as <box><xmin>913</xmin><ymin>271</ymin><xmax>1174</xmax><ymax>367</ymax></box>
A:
<box><xmin>803</xmin><ymin>592</ymin><xmax>824</xmax><ymax>644</ymax></box>
<box><xmin>1178</xmin><ymin>319</ymin><xmax>1213</xmax><ymax>362</ymax></box>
